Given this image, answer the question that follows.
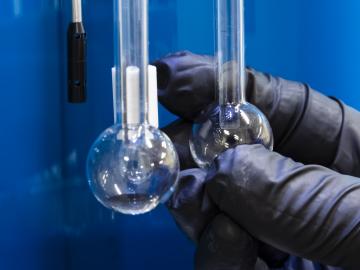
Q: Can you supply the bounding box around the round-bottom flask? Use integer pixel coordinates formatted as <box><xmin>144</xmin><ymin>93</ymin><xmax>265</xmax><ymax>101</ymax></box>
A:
<box><xmin>87</xmin><ymin>124</ymin><xmax>179</xmax><ymax>215</ymax></box>
<box><xmin>190</xmin><ymin>102</ymin><xmax>273</xmax><ymax>169</ymax></box>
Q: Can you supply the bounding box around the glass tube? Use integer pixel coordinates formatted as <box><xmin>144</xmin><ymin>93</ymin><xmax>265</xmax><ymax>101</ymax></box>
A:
<box><xmin>86</xmin><ymin>0</ymin><xmax>179</xmax><ymax>215</ymax></box>
<box><xmin>216</xmin><ymin>0</ymin><xmax>246</xmax><ymax>129</ymax></box>
<box><xmin>217</xmin><ymin>0</ymin><xmax>245</xmax><ymax>129</ymax></box>
<box><xmin>118</xmin><ymin>0</ymin><xmax>149</xmax><ymax>128</ymax></box>
<box><xmin>112</xmin><ymin>0</ymin><xmax>159</xmax><ymax>126</ymax></box>
<box><xmin>189</xmin><ymin>0</ymin><xmax>273</xmax><ymax>168</ymax></box>
<box><xmin>112</xmin><ymin>0</ymin><xmax>121</xmax><ymax>124</ymax></box>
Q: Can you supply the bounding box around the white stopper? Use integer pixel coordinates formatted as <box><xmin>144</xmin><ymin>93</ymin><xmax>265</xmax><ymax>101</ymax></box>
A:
<box><xmin>148</xmin><ymin>65</ymin><xmax>159</xmax><ymax>128</ymax></box>
<box><xmin>126</xmin><ymin>66</ymin><xmax>141</xmax><ymax>125</ymax></box>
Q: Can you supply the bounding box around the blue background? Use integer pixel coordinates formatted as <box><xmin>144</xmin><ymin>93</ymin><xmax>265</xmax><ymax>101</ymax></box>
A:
<box><xmin>0</xmin><ymin>0</ymin><xmax>359</xmax><ymax>269</ymax></box>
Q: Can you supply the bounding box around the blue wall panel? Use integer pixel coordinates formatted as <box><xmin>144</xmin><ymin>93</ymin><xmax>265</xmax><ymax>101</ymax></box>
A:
<box><xmin>0</xmin><ymin>0</ymin><xmax>359</xmax><ymax>269</ymax></box>
<box><xmin>0</xmin><ymin>1</ymin><xmax>65</xmax><ymax>270</ymax></box>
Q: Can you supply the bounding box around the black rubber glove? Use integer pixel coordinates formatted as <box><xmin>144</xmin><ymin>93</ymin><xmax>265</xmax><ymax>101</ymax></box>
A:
<box><xmin>204</xmin><ymin>144</ymin><xmax>360</xmax><ymax>270</ymax></box>
<box><xmin>171</xmin><ymin>167</ymin><xmax>347</xmax><ymax>270</ymax></box>
<box><xmin>156</xmin><ymin>51</ymin><xmax>360</xmax><ymax>269</ymax></box>
<box><xmin>157</xmin><ymin>52</ymin><xmax>291</xmax><ymax>268</ymax></box>
<box><xmin>168</xmin><ymin>167</ymin><xmax>286</xmax><ymax>270</ymax></box>
<box><xmin>163</xmin><ymin>122</ymin><xmax>290</xmax><ymax>268</ymax></box>
<box><xmin>195</xmin><ymin>213</ymin><xmax>261</xmax><ymax>270</ymax></box>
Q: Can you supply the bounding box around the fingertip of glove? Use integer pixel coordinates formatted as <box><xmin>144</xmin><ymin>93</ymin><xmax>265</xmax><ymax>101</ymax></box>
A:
<box><xmin>152</xmin><ymin>60</ymin><xmax>171</xmax><ymax>90</ymax></box>
<box><xmin>167</xmin><ymin>169</ymin><xmax>207</xmax><ymax>209</ymax></box>
<box><xmin>166</xmin><ymin>169</ymin><xmax>218</xmax><ymax>244</ymax></box>
<box><xmin>195</xmin><ymin>214</ymin><xmax>258</xmax><ymax>270</ymax></box>
<box><xmin>152</xmin><ymin>51</ymin><xmax>193</xmax><ymax>91</ymax></box>
<box><xmin>161</xmin><ymin>120</ymin><xmax>198</xmax><ymax>170</ymax></box>
<box><xmin>205</xmin><ymin>144</ymin><xmax>269</xmax><ymax>204</ymax></box>
<box><xmin>258</xmin><ymin>243</ymin><xmax>289</xmax><ymax>268</ymax></box>
<box><xmin>210</xmin><ymin>214</ymin><xmax>256</xmax><ymax>246</ymax></box>
<box><xmin>205</xmin><ymin>172</ymin><xmax>228</xmax><ymax>207</ymax></box>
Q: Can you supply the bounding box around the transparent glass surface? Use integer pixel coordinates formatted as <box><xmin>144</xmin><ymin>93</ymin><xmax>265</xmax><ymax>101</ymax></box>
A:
<box><xmin>117</xmin><ymin>0</ymin><xmax>149</xmax><ymax>126</ymax></box>
<box><xmin>87</xmin><ymin>124</ymin><xmax>179</xmax><ymax>215</ymax></box>
<box><xmin>190</xmin><ymin>102</ymin><xmax>273</xmax><ymax>168</ymax></box>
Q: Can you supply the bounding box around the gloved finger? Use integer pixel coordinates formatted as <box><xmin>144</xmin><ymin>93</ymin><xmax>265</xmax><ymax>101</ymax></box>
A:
<box><xmin>195</xmin><ymin>214</ymin><xmax>260</xmax><ymax>270</ymax></box>
<box><xmin>166</xmin><ymin>165</ymin><xmax>289</xmax><ymax>268</ymax></box>
<box><xmin>257</xmin><ymin>242</ymin><xmax>289</xmax><ymax>269</ymax></box>
<box><xmin>153</xmin><ymin>51</ymin><xmax>215</xmax><ymax>121</ymax></box>
<box><xmin>162</xmin><ymin>119</ymin><xmax>197</xmax><ymax>170</ymax></box>
<box><xmin>206</xmin><ymin>144</ymin><xmax>360</xmax><ymax>269</ymax></box>
<box><xmin>167</xmin><ymin>168</ymin><xmax>217</xmax><ymax>243</ymax></box>
<box><xmin>162</xmin><ymin>119</ymin><xmax>290</xmax><ymax>266</ymax></box>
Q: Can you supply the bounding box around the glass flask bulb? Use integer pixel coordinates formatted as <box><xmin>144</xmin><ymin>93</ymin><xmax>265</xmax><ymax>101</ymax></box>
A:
<box><xmin>190</xmin><ymin>103</ymin><xmax>273</xmax><ymax>169</ymax></box>
<box><xmin>87</xmin><ymin>124</ymin><xmax>179</xmax><ymax>215</ymax></box>
<box><xmin>189</xmin><ymin>0</ymin><xmax>273</xmax><ymax>168</ymax></box>
<box><xmin>86</xmin><ymin>0</ymin><xmax>179</xmax><ymax>215</ymax></box>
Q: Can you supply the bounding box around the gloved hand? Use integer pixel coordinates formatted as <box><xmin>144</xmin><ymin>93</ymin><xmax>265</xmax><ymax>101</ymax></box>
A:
<box><xmin>203</xmin><ymin>144</ymin><xmax>360</xmax><ymax>269</ymax></box>
<box><xmin>168</xmin><ymin>167</ymin><xmax>287</xmax><ymax>270</ymax></box>
<box><xmin>155</xmin><ymin>51</ymin><xmax>360</xmax><ymax>269</ymax></box>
